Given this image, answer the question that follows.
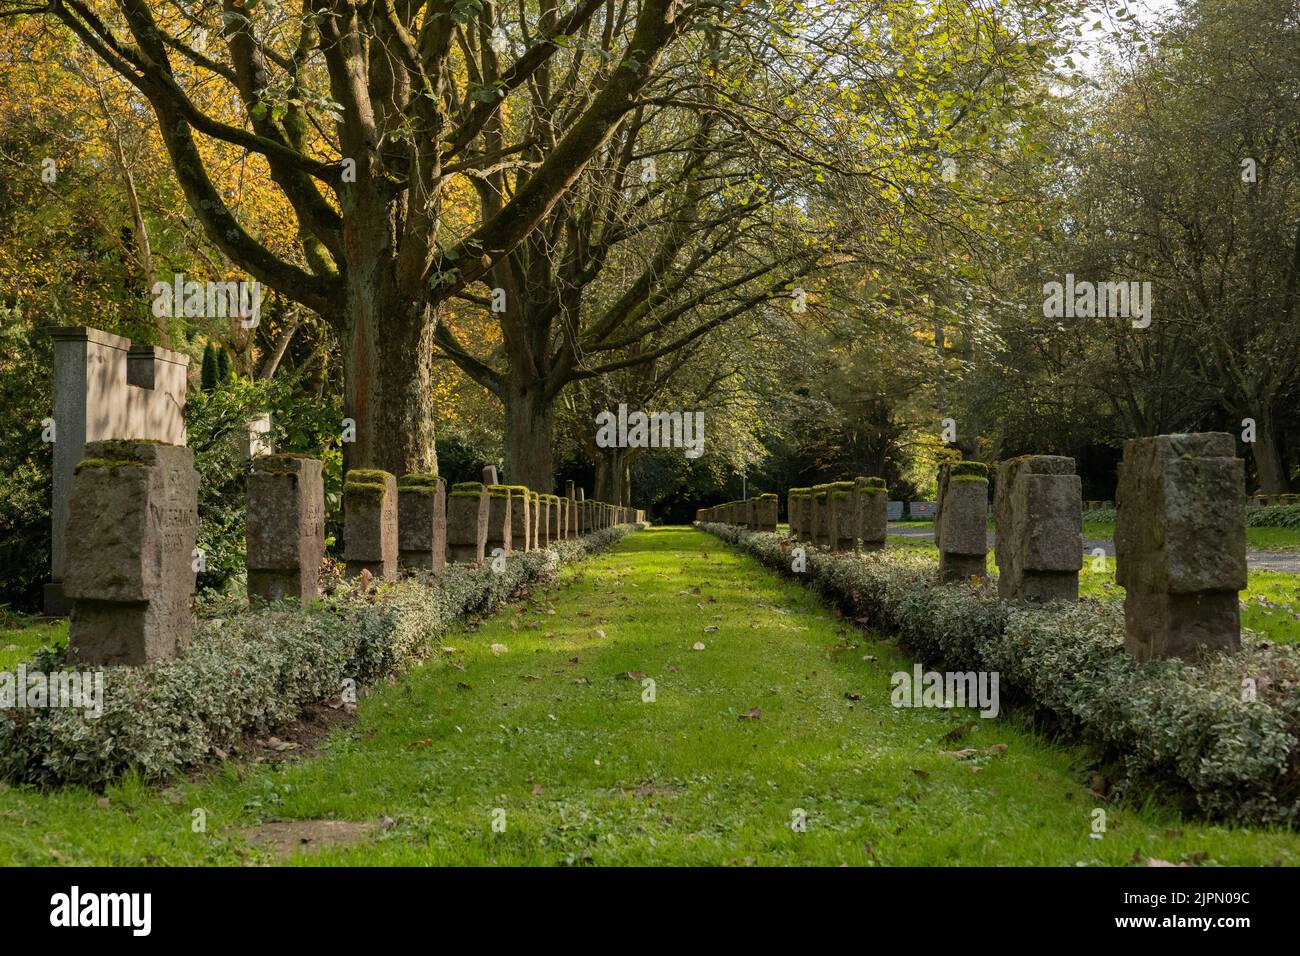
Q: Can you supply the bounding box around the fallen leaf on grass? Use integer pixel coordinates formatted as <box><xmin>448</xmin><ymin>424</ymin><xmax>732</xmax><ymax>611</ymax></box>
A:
<box><xmin>738</xmin><ymin>708</ymin><xmax>761</xmax><ymax>720</ymax></box>
<box><xmin>911</xmin><ymin>769</ymin><xmax>930</xmax><ymax>779</ymax></box>
<box><xmin>457</xmin><ymin>682</ymin><xmax>473</xmax><ymax>690</ymax></box>
<box><xmin>942</xmin><ymin>748</ymin><xmax>979</xmax><ymax>760</ymax></box>
<box><xmin>692</xmin><ymin>642</ymin><xmax>706</xmax><ymax>651</ymax></box>
<box><xmin>523</xmin><ymin>674</ymin><xmax>541</xmax><ymax>682</ymax></box>
<box><xmin>704</xmin><ymin>625</ymin><xmax>719</xmax><ymax>633</ymax></box>
<box><xmin>844</xmin><ymin>692</ymin><xmax>861</xmax><ymax>702</ymax></box>
<box><xmin>490</xmin><ymin>643</ymin><xmax>508</xmax><ymax>655</ymax></box>
<box><xmin>407</xmin><ymin>739</ymin><xmax>433</xmax><ymax>748</ymax></box>
<box><xmin>531</xmin><ymin>784</ymin><xmax>545</xmax><ymax>796</ymax></box>
<box><xmin>624</xmin><ymin>670</ymin><xmax>647</xmax><ymax>681</ymax></box>
<box><xmin>595</xmin><ymin>629</ymin><xmax>606</xmax><ymax>638</ymax></box>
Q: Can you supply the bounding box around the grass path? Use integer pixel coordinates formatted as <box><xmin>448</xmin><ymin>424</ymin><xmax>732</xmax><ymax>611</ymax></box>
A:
<box><xmin>2</xmin><ymin>526</ymin><xmax>1299</xmax><ymax>865</ymax></box>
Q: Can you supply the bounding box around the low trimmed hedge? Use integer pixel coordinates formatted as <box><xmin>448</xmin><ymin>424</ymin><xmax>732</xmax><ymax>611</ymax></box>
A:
<box><xmin>700</xmin><ymin>522</ymin><xmax>1300</xmax><ymax>826</ymax></box>
<box><xmin>0</xmin><ymin>527</ymin><xmax>631</xmax><ymax>789</ymax></box>
<box><xmin>1246</xmin><ymin>505</ymin><xmax>1300</xmax><ymax>529</ymax></box>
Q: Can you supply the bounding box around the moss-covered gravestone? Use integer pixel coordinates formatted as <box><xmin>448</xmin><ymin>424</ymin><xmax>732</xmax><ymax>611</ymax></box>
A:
<box><xmin>505</xmin><ymin>485</ymin><xmax>530</xmax><ymax>552</ymax></box>
<box><xmin>447</xmin><ymin>482</ymin><xmax>489</xmax><ymax>564</ymax></box>
<box><xmin>565</xmin><ymin>481</ymin><xmax>578</xmax><ymax>539</ymax></box>
<box><xmin>537</xmin><ymin>494</ymin><xmax>551</xmax><ymax>548</ymax></box>
<box><xmin>531</xmin><ymin>491</ymin><xmax>542</xmax><ymax>548</ymax></box>
<box><xmin>486</xmin><ymin>485</ymin><xmax>513</xmax><ymax>555</ymax></box>
<box><xmin>827</xmin><ymin>482</ymin><xmax>856</xmax><ymax>551</ymax></box>
<box><xmin>811</xmin><ymin>486</ymin><xmax>831</xmax><ymax>546</ymax></box>
<box><xmin>1115</xmin><ymin>433</ymin><xmax>1246</xmax><ymax>660</ymax></box>
<box><xmin>753</xmin><ymin>493</ymin><xmax>779</xmax><ymax>532</ymax></box>
<box><xmin>787</xmin><ymin>488</ymin><xmax>808</xmax><ymax>540</ymax></box>
<box><xmin>993</xmin><ymin>456</ymin><xmax>1081</xmax><ymax>602</ymax></box>
<box><xmin>247</xmin><ymin>454</ymin><xmax>325</xmax><ymax>605</ymax></box>
<box><xmin>936</xmin><ymin>461</ymin><xmax>989</xmax><ymax>584</ymax></box>
<box><xmin>854</xmin><ymin>477</ymin><xmax>888</xmax><ymax>552</ymax></box>
<box><xmin>64</xmin><ymin>440</ymin><xmax>198</xmax><ymax>665</ymax></box>
<box><xmin>343</xmin><ymin>469</ymin><xmax>398</xmax><ymax>578</ymax></box>
<box><xmin>397</xmin><ymin>473</ymin><xmax>446</xmax><ymax>573</ymax></box>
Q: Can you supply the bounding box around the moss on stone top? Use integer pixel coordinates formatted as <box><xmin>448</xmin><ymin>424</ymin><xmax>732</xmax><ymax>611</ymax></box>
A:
<box><xmin>397</xmin><ymin>484</ymin><xmax>439</xmax><ymax>495</ymax></box>
<box><xmin>75</xmin><ymin>457</ymin><xmax>147</xmax><ymax>475</ymax></box>
<box><xmin>951</xmin><ymin>474</ymin><xmax>989</xmax><ymax>484</ymax></box>
<box><xmin>758</xmin><ymin>493</ymin><xmax>778</xmax><ymax>500</ymax></box>
<box><xmin>948</xmin><ymin>461</ymin><xmax>989</xmax><ymax>480</ymax></box>
<box><xmin>855</xmin><ymin>476</ymin><xmax>887</xmax><ymax>492</ymax></box>
<box><xmin>398</xmin><ymin>472</ymin><xmax>441</xmax><ymax>487</ymax></box>
<box><xmin>256</xmin><ymin>453</ymin><xmax>320</xmax><ymax>475</ymax></box>
<box><xmin>449</xmin><ymin>482</ymin><xmax>484</xmax><ymax>499</ymax></box>
<box><xmin>344</xmin><ymin>481</ymin><xmax>388</xmax><ymax>501</ymax></box>
<box><xmin>346</xmin><ymin>468</ymin><xmax>393</xmax><ymax>485</ymax></box>
<box><xmin>487</xmin><ymin>484</ymin><xmax>511</xmax><ymax>499</ymax></box>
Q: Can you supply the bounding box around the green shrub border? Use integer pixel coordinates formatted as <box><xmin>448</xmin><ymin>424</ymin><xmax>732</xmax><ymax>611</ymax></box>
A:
<box><xmin>0</xmin><ymin>526</ymin><xmax>633</xmax><ymax>789</ymax></box>
<box><xmin>699</xmin><ymin>522</ymin><xmax>1300</xmax><ymax>827</ymax></box>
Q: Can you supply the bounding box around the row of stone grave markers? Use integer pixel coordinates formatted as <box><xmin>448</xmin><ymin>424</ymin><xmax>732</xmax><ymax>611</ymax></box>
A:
<box><xmin>695</xmin><ymin>494</ymin><xmax>779</xmax><ymax>533</ymax></box>
<box><xmin>62</xmin><ymin>445</ymin><xmax>643</xmax><ymax>667</ymax></box>
<box><xmin>701</xmin><ymin>433</ymin><xmax>1248</xmax><ymax>662</ymax></box>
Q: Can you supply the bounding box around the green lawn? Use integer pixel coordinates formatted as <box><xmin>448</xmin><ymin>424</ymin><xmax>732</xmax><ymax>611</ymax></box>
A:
<box><xmin>1</xmin><ymin>526</ymin><xmax>1298</xmax><ymax>865</ymax></box>
<box><xmin>0</xmin><ymin>616</ymin><xmax>66</xmax><ymax>670</ymax></box>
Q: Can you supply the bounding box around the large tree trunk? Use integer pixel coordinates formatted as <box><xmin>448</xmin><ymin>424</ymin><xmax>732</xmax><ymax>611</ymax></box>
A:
<box><xmin>1250</xmin><ymin>406</ymin><xmax>1289</xmax><ymax>494</ymax></box>
<box><xmin>343</xmin><ymin>271</ymin><xmax>438</xmax><ymax>478</ymax></box>
<box><xmin>595</xmin><ymin>447</ymin><xmax>630</xmax><ymax>504</ymax></box>
<box><xmin>503</xmin><ymin>375</ymin><xmax>556</xmax><ymax>491</ymax></box>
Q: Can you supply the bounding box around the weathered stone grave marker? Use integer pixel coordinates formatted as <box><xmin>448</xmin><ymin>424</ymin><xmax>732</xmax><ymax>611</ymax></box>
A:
<box><xmin>247</xmin><ymin>454</ymin><xmax>325</xmax><ymax>604</ymax></box>
<box><xmin>935</xmin><ymin>461</ymin><xmax>988</xmax><ymax>583</ymax></box>
<box><xmin>1115</xmin><ymin>433</ymin><xmax>1246</xmax><ymax>660</ymax></box>
<box><xmin>64</xmin><ymin>440</ymin><xmax>198</xmax><ymax>665</ymax></box>
<box><xmin>343</xmin><ymin>469</ymin><xmax>398</xmax><ymax>578</ymax></box>
<box><xmin>993</xmin><ymin>455</ymin><xmax>1081</xmax><ymax>602</ymax></box>
<box><xmin>447</xmin><ymin>482</ymin><xmax>488</xmax><ymax>564</ymax></box>
<box><xmin>855</xmin><ymin>477</ymin><xmax>888</xmax><ymax>551</ymax></box>
<box><xmin>397</xmin><ymin>473</ymin><xmax>447</xmax><ymax>573</ymax></box>
<box><xmin>486</xmin><ymin>485</ymin><xmax>513</xmax><ymax>555</ymax></box>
